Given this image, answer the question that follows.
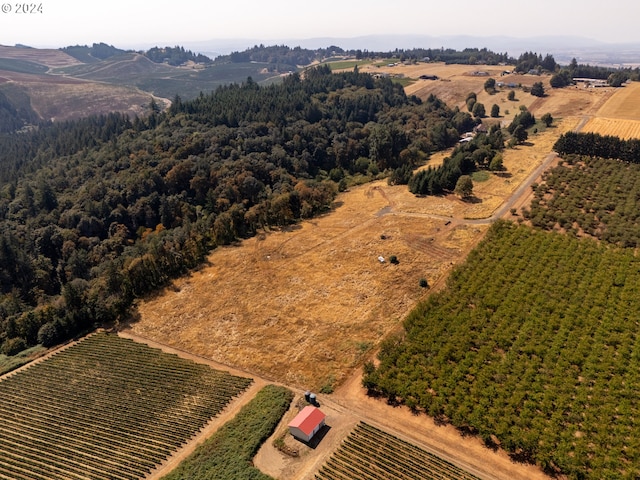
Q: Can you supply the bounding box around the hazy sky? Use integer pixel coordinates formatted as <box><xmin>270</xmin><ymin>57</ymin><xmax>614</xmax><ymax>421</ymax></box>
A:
<box><xmin>1</xmin><ymin>0</ymin><xmax>639</xmax><ymax>49</ymax></box>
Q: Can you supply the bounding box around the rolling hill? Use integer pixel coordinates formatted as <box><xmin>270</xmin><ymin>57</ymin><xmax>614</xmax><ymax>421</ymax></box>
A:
<box><xmin>0</xmin><ymin>44</ymin><xmax>289</xmax><ymax>124</ymax></box>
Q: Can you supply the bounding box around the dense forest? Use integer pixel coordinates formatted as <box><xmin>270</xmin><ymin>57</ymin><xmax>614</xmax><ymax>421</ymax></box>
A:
<box><xmin>0</xmin><ymin>66</ymin><xmax>472</xmax><ymax>355</ymax></box>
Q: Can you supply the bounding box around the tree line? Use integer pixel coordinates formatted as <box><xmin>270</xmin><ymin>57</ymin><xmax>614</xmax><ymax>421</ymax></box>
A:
<box><xmin>553</xmin><ymin>131</ymin><xmax>640</xmax><ymax>161</ymax></box>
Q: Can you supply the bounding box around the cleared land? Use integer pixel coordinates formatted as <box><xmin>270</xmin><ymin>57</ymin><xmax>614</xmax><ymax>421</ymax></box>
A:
<box><xmin>0</xmin><ymin>333</ymin><xmax>252</xmax><ymax>480</ymax></box>
<box><xmin>581</xmin><ymin>82</ymin><xmax>640</xmax><ymax>138</ymax></box>
<box><xmin>0</xmin><ymin>70</ymin><xmax>162</xmax><ymax>121</ymax></box>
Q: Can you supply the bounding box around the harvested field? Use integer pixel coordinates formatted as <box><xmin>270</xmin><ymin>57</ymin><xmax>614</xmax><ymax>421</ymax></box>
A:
<box><xmin>579</xmin><ymin>82</ymin><xmax>640</xmax><ymax>139</ymax></box>
<box><xmin>581</xmin><ymin>117</ymin><xmax>640</xmax><ymax>139</ymax></box>
<box><xmin>593</xmin><ymin>81</ymin><xmax>640</xmax><ymax>120</ymax></box>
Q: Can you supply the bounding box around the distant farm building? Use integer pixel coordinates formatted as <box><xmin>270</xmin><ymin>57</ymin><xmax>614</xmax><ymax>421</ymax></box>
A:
<box><xmin>419</xmin><ymin>74</ymin><xmax>438</xmax><ymax>80</ymax></box>
<box><xmin>288</xmin><ymin>406</ymin><xmax>326</xmax><ymax>442</ymax></box>
<box><xmin>574</xmin><ymin>78</ymin><xmax>609</xmax><ymax>88</ymax></box>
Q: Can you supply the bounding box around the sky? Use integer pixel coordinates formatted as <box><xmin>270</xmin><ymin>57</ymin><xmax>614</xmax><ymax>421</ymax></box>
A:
<box><xmin>1</xmin><ymin>0</ymin><xmax>639</xmax><ymax>51</ymax></box>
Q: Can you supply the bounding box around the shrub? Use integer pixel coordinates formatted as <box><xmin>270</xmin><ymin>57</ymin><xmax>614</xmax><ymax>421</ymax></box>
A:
<box><xmin>37</xmin><ymin>322</ymin><xmax>60</xmax><ymax>348</ymax></box>
<box><xmin>389</xmin><ymin>255</ymin><xmax>399</xmax><ymax>264</ymax></box>
<box><xmin>2</xmin><ymin>337</ymin><xmax>27</xmax><ymax>356</ymax></box>
<box><xmin>419</xmin><ymin>278</ymin><xmax>428</xmax><ymax>288</ymax></box>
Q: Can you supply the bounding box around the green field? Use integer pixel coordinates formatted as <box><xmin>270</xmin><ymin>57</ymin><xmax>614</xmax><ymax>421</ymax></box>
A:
<box><xmin>364</xmin><ymin>221</ymin><xmax>640</xmax><ymax>478</ymax></box>
<box><xmin>0</xmin><ymin>333</ymin><xmax>252</xmax><ymax>479</ymax></box>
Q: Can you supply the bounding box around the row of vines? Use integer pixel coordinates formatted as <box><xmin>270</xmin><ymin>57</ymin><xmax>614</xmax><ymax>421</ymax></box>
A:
<box><xmin>315</xmin><ymin>422</ymin><xmax>479</xmax><ymax>480</ymax></box>
<box><xmin>0</xmin><ymin>333</ymin><xmax>252</xmax><ymax>480</ymax></box>
<box><xmin>363</xmin><ymin>221</ymin><xmax>640</xmax><ymax>479</ymax></box>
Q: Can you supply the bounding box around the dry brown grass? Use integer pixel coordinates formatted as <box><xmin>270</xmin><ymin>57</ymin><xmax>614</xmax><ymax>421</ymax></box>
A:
<box><xmin>128</xmin><ymin>182</ymin><xmax>487</xmax><ymax>390</ymax></box>
<box><xmin>593</xmin><ymin>81</ymin><xmax>640</xmax><ymax>120</ymax></box>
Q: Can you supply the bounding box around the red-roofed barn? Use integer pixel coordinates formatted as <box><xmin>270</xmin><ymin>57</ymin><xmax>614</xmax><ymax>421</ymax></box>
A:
<box><xmin>288</xmin><ymin>406</ymin><xmax>326</xmax><ymax>442</ymax></box>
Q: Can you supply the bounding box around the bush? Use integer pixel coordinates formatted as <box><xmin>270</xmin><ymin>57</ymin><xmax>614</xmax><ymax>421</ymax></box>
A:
<box><xmin>389</xmin><ymin>255</ymin><xmax>399</xmax><ymax>264</ymax></box>
<box><xmin>37</xmin><ymin>322</ymin><xmax>60</xmax><ymax>348</ymax></box>
<box><xmin>2</xmin><ymin>337</ymin><xmax>27</xmax><ymax>356</ymax></box>
<box><xmin>419</xmin><ymin>278</ymin><xmax>429</xmax><ymax>288</ymax></box>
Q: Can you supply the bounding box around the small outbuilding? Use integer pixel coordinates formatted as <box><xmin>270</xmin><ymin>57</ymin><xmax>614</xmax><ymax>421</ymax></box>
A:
<box><xmin>288</xmin><ymin>406</ymin><xmax>326</xmax><ymax>442</ymax></box>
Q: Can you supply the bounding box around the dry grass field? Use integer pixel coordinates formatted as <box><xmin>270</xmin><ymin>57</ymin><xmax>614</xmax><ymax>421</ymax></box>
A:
<box><xmin>129</xmin><ymin>184</ymin><xmax>487</xmax><ymax>390</ymax></box>
<box><xmin>581</xmin><ymin>82</ymin><xmax>640</xmax><ymax>138</ymax></box>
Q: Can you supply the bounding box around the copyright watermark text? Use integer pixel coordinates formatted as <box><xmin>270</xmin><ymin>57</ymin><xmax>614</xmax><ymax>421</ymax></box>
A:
<box><xmin>1</xmin><ymin>3</ymin><xmax>44</xmax><ymax>14</ymax></box>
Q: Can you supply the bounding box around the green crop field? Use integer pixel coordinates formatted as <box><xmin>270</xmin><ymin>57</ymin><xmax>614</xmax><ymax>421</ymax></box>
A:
<box><xmin>0</xmin><ymin>333</ymin><xmax>252</xmax><ymax>480</ymax></box>
<box><xmin>316</xmin><ymin>422</ymin><xmax>479</xmax><ymax>480</ymax></box>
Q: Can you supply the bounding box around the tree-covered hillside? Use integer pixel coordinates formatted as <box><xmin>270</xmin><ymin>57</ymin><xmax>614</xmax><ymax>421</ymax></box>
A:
<box><xmin>0</xmin><ymin>66</ymin><xmax>472</xmax><ymax>356</ymax></box>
